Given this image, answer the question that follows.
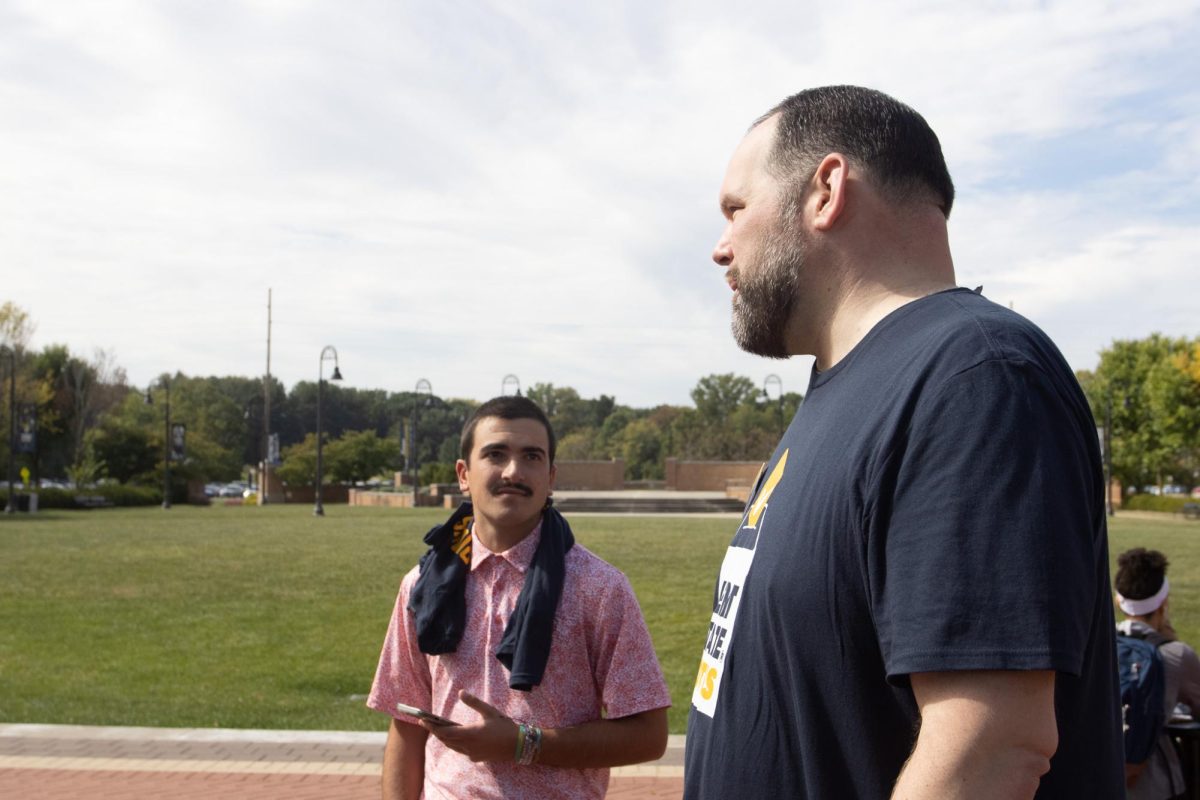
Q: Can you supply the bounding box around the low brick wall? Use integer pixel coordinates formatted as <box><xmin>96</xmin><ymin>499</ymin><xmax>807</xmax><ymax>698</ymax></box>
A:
<box><xmin>282</xmin><ymin>484</ymin><xmax>350</xmax><ymax>504</ymax></box>
<box><xmin>664</xmin><ymin>458</ymin><xmax>764</xmax><ymax>492</ymax></box>
<box><xmin>554</xmin><ymin>460</ymin><xmax>625</xmax><ymax>490</ymax></box>
<box><xmin>349</xmin><ymin>489</ymin><xmax>414</xmax><ymax>508</ymax></box>
<box><xmin>349</xmin><ymin>490</ymin><xmax>447</xmax><ymax>508</ymax></box>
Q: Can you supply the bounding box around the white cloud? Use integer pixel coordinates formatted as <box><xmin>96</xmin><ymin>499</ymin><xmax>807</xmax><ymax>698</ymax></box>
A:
<box><xmin>2</xmin><ymin>0</ymin><xmax>1197</xmax><ymax>406</ymax></box>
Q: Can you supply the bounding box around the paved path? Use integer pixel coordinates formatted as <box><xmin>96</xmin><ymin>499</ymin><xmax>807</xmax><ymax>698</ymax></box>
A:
<box><xmin>0</xmin><ymin>724</ymin><xmax>683</xmax><ymax>799</ymax></box>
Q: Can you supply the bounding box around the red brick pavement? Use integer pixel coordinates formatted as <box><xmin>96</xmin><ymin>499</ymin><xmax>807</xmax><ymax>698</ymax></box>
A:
<box><xmin>0</xmin><ymin>769</ymin><xmax>682</xmax><ymax>799</ymax></box>
<box><xmin>0</xmin><ymin>725</ymin><xmax>683</xmax><ymax>799</ymax></box>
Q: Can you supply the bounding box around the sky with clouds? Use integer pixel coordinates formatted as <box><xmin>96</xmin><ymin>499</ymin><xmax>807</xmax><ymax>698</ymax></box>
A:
<box><xmin>3</xmin><ymin>0</ymin><xmax>1197</xmax><ymax>407</ymax></box>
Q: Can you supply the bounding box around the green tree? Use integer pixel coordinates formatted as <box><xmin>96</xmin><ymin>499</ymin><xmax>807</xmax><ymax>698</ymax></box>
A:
<box><xmin>620</xmin><ymin>418</ymin><xmax>665</xmax><ymax>480</ymax></box>
<box><xmin>419</xmin><ymin>462</ymin><xmax>457</xmax><ymax>485</ymax></box>
<box><xmin>90</xmin><ymin>391</ymin><xmax>158</xmax><ymax>484</ymax></box>
<box><xmin>276</xmin><ymin>433</ymin><xmax>318</xmax><ymax>487</ymax></box>
<box><xmin>557</xmin><ymin>428</ymin><xmax>599</xmax><ymax>460</ymax></box>
<box><xmin>526</xmin><ymin>383</ymin><xmax>595</xmax><ymax>439</ymax></box>
<box><xmin>325</xmin><ymin>429</ymin><xmax>402</xmax><ymax>483</ymax></box>
<box><xmin>691</xmin><ymin>374</ymin><xmax>760</xmax><ymax>421</ymax></box>
<box><xmin>1089</xmin><ymin>335</ymin><xmax>1200</xmax><ymax>494</ymax></box>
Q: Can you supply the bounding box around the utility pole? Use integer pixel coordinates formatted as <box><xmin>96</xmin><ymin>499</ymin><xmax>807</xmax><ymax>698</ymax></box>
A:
<box><xmin>261</xmin><ymin>288</ymin><xmax>272</xmax><ymax>505</ymax></box>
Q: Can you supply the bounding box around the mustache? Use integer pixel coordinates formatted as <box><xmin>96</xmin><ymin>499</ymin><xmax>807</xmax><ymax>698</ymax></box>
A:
<box><xmin>489</xmin><ymin>481</ymin><xmax>533</xmax><ymax>497</ymax></box>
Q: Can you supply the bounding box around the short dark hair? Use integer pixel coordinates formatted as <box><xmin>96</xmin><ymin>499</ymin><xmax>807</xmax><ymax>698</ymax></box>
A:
<box><xmin>1115</xmin><ymin>547</ymin><xmax>1169</xmax><ymax>601</ymax></box>
<box><xmin>756</xmin><ymin>85</ymin><xmax>955</xmax><ymax>219</ymax></box>
<box><xmin>460</xmin><ymin>395</ymin><xmax>556</xmax><ymax>463</ymax></box>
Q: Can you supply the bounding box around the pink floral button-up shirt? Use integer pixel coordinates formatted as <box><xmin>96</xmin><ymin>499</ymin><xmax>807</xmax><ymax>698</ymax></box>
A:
<box><xmin>368</xmin><ymin>522</ymin><xmax>671</xmax><ymax>799</ymax></box>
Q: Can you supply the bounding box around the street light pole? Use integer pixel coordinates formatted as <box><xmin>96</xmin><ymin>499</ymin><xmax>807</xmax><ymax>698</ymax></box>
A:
<box><xmin>412</xmin><ymin>378</ymin><xmax>432</xmax><ymax>504</ymax></box>
<box><xmin>314</xmin><ymin>346</ymin><xmax>342</xmax><ymax>517</ymax></box>
<box><xmin>501</xmin><ymin>374</ymin><xmax>520</xmax><ymax>397</ymax></box>
<box><xmin>163</xmin><ymin>380</ymin><xmax>171</xmax><ymax>509</ymax></box>
<box><xmin>144</xmin><ymin>377</ymin><xmax>172</xmax><ymax>509</ymax></box>
<box><xmin>763</xmin><ymin>373</ymin><xmax>783</xmax><ymax>432</ymax></box>
<box><xmin>2</xmin><ymin>345</ymin><xmax>15</xmax><ymax>514</ymax></box>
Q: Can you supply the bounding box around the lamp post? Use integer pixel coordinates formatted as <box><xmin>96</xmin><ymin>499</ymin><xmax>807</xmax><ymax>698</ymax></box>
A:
<box><xmin>143</xmin><ymin>376</ymin><xmax>172</xmax><ymax>510</ymax></box>
<box><xmin>314</xmin><ymin>346</ymin><xmax>342</xmax><ymax>517</ymax></box>
<box><xmin>2</xmin><ymin>345</ymin><xmax>15</xmax><ymax>514</ymax></box>
<box><xmin>501</xmin><ymin>374</ymin><xmax>520</xmax><ymax>397</ymax></box>
<box><xmin>763</xmin><ymin>373</ymin><xmax>783</xmax><ymax>432</ymax></box>
<box><xmin>411</xmin><ymin>379</ymin><xmax>432</xmax><ymax>503</ymax></box>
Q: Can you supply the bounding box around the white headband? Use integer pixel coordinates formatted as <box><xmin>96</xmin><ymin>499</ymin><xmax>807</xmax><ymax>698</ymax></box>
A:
<box><xmin>1117</xmin><ymin>578</ymin><xmax>1169</xmax><ymax>617</ymax></box>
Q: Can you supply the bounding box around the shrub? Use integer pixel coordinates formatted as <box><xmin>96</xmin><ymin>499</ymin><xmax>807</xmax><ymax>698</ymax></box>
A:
<box><xmin>29</xmin><ymin>485</ymin><xmax>162</xmax><ymax>510</ymax></box>
<box><xmin>97</xmin><ymin>484</ymin><xmax>162</xmax><ymax>507</ymax></box>
<box><xmin>31</xmin><ymin>488</ymin><xmax>79</xmax><ymax>509</ymax></box>
<box><xmin>1125</xmin><ymin>494</ymin><xmax>1191</xmax><ymax>513</ymax></box>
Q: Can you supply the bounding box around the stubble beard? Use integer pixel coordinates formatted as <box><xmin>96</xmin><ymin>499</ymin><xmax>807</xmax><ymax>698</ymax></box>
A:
<box><xmin>730</xmin><ymin>223</ymin><xmax>806</xmax><ymax>359</ymax></box>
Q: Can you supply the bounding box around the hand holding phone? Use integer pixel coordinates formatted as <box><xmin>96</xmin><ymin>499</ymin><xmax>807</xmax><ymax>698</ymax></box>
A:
<box><xmin>396</xmin><ymin>702</ymin><xmax>459</xmax><ymax>727</ymax></box>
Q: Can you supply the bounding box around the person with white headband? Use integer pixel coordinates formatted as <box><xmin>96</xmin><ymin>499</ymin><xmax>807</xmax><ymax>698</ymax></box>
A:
<box><xmin>1115</xmin><ymin>547</ymin><xmax>1200</xmax><ymax>799</ymax></box>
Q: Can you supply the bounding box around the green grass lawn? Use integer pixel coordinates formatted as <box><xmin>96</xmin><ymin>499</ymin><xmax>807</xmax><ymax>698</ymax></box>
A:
<box><xmin>2</xmin><ymin>506</ymin><xmax>1197</xmax><ymax>735</ymax></box>
<box><xmin>0</xmin><ymin>505</ymin><xmax>727</xmax><ymax>734</ymax></box>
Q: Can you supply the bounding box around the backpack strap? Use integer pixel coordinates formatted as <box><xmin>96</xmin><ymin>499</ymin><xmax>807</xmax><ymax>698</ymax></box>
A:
<box><xmin>1122</xmin><ymin>626</ymin><xmax>1170</xmax><ymax>650</ymax></box>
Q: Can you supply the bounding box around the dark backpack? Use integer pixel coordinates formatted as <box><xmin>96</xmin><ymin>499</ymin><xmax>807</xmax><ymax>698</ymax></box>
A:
<box><xmin>1116</xmin><ymin>628</ymin><xmax>1168</xmax><ymax>765</ymax></box>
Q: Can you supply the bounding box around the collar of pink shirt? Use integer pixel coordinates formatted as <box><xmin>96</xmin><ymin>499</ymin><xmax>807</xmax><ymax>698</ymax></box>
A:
<box><xmin>469</xmin><ymin>519</ymin><xmax>543</xmax><ymax>574</ymax></box>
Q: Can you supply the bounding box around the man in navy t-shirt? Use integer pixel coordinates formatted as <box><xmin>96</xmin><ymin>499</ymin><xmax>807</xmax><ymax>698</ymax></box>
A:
<box><xmin>684</xmin><ymin>86</ymin><xmax>1123</xmax><ymax>798</ymax></box>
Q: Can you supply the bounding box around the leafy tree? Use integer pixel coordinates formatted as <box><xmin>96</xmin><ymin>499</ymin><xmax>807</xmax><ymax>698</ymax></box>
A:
<box><xmin>276</xmin><ymin>429</ymin><xmax>401</xmax><ymax>485</ymax></box>
<box><xmin>526</xmin><ymin>383</ymin><xmax>596</xmax><ymax>438</ymax></box>
<box><xmin>90</xmin><ymin>391</ymin><xmax>157</xmax><ymax>483</ymax></box>
<box><xmin>1088</xmin><ymin>335</ymin><xmax>1200</xmax><ymax>494</ymax></box>
<box><xmin>620</xmin><ymin>418</ymin><xmax>665</xmax><ymax>480</ymax></box>
<box><xmin>420</xmin><ymin>462</ymin><xmax>457</xmax><ymax>486</ymax></box>
<box><xmin>65</xmin><ymin>431</ymin><xmax>107</xmax><ymax>488</ymax></box>
<box><xmin>59</xmin><ymin>349</ymin><xmax>126</xmax><ymax>481</ymax></box>
<box><xmin>0</xmin><ymin>301</ymin><xmax>35</xmax><ymax>354</ymax></box>
<box><xmin>557</xmin><ymin>428</ymin><xmax>599</xmax><ymax>461</ymax></box>
<box><xmin>691</xmin><ymin>374</ymin><xmax>760</xmax><ymax>421</ymax></box>
<box><xmin>325</xmin><ymin>429</ymin><xmax>401</xmax><ymax>483</ymax></box>
<box><xmin>276</xmin><ymin>433</ymin><xmax>319</xmax><ymax>487</ymax></box>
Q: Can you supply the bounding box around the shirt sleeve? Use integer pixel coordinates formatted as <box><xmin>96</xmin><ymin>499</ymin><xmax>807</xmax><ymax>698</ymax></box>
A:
<box><xmin>866</xmin><ymin>358</ymin><xmax>1102</xmax><ymax>681</ymax></box>
<box><xmin>366</xmin><ymin>567</ymin><xmax>434</xmax><ymax>725</ymax></box>
<box><xmin>589</xmin><ymin>569</ymin><xmax>673</xmax><ymax>720</ymax></box>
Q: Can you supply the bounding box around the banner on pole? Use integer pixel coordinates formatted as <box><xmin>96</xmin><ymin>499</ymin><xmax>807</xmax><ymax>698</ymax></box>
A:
<box><xmin>16</xmin><ymin>404</ymin><xmax>36</xmax><ymax>454</ymax></box>
<box><xmin>170</xmin><ymin>423</ymin><xmax>186</xmax><ymax>462</ymax></box>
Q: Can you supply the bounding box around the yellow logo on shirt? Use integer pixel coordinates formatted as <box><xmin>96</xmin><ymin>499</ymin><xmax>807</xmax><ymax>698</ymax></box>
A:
<box><xmin>746</xmin><ymin>449</ymin><xmax>788</xmax><ymax>529</ymax></box>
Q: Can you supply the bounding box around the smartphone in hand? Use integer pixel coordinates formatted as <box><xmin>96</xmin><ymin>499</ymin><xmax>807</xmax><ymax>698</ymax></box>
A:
<box><xmin>396</xmin><ymin>702</ymin><xmax>459</xmax><ymax>727</ymax></box>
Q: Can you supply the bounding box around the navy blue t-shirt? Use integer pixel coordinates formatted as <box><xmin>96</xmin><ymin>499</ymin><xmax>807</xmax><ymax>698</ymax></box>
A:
<box><xmin>684</xmin><ymin>288</ymin><xmax>1122</xmax><ymax>798</ymax></box>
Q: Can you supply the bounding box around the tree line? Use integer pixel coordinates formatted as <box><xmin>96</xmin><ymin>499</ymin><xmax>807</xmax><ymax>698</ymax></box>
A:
<box><xmin>1</xmin><ymin>302</ymin><xmax>802</xmax><ymax>493</ymax></box>
<box><xmin>11</xmin><ymin>300</ymin><xmax>1190</xmax><ymax>499</ymax></box>
<box><xmin>1077</xmin><ymin>333</ymin><xmax>1200</xmax><ymax>495</ymax></box>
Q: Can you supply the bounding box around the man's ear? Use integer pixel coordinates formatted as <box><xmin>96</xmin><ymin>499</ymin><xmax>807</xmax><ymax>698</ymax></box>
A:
<box><xmin>809</xmin><ymin>152</ymin><xmax>849</xmax><ymax>232</ymax></box>
<box><xmin>548</xmin><ymin>462</ymin><xmax>557</xmax><ymax>492</ymax></box>
<box><xmin>455</xmin><ymin>458</ymin><xmax>470</xmax><ymax>494</ymax></box>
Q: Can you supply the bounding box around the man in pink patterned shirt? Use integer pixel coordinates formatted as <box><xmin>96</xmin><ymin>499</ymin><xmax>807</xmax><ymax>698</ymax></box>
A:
<box><xmin>368</xmin><ymin>396</ymin><xmax>671</xmax><ymax>799</ymax></box>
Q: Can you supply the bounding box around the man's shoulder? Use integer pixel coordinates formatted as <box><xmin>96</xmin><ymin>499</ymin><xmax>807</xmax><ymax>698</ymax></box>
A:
<box><xmin>857</xmin><ymin>289</ymin><xmax>1077</xmax><ymax>401</ymax></box>
<box><xmin>565</xmin><ymin>542</ymin><xmax>627</xmax><ymax>583</ymax></box>
<box><xmin>563</xmin><ymin>543</ymin><xmax>639</xmax><ymax>608</ymax></box>
<box><xmin>921</xmin><ymin>289</ymin><xmax>1063</xmax><ymax>366</ymax></box>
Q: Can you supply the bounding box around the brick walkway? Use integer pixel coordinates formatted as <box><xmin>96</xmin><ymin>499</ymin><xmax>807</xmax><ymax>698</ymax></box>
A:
<box><xmin>0</xmin><ymin>724</ymin><xmax>683</xmax><ymax>799</ymax></box>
